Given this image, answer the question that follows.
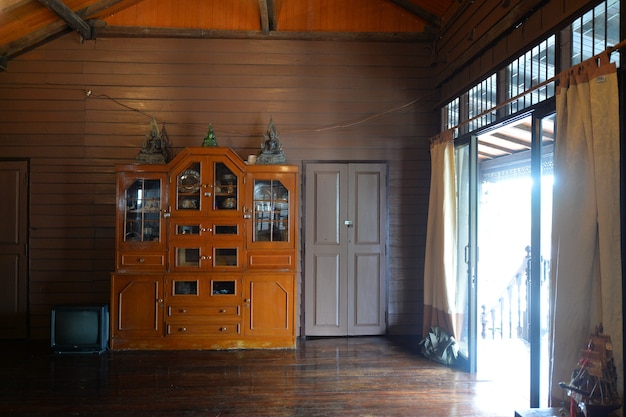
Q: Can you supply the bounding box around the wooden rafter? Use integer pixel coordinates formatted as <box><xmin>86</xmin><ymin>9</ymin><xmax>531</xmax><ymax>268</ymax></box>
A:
<box><xmin>389</xmin><ymin>0</ymin><xmax>441</xmax><ymax>29</ymax></box>
<box><xmin>37</xmin><ymin>0</ymin><xmax>93</xmax><ymax>40</ymax></box>
<box><xmin>5</xmin><ymin>0</ymin><xmax>141</xmax><ymax>58</ymax></box>
<box><xmin>258</xmin><ymin>0</ymin><xmax>276</xmax><ymax>34</ymax></box>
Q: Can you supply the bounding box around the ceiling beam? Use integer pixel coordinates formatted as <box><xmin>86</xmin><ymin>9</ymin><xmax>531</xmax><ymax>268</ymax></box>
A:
<box><xmin>258</xmin><ymin>0</ymin><xmax>269</xmax><ymax>34</ymax></box>
<box><xmin>388</xmin><ymin>0</ymin><xmax>441</xmax><ymax>29</ymax></box>
<box><xmin>94</xmin><ymin>25</ymin><xmax>435</xmax><ymax>43</ymax></box>
<box><xmin>267</xmin><ymin>0</ymin><xmax>277</xmax><ymax>32</ymax></box>
<box><xmin>258</xmin><ymin>0</ymin><xmax>277</xmax><ymax>35</ymax></box>
<box><xmin>37</xmin><ymin>0</ymin><xmax>93</xmax><ymax>40</ymax></box>
<box><xmin>4</xmin><ymin>0</ymin><xmax>141</xmax><ymax>59</ymax></box>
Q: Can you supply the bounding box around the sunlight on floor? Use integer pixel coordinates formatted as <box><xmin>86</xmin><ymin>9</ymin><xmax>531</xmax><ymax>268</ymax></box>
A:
<box><xmin>476</xmin><ymin>338</ymin><xmax>531</xmax><ymax>412</ymax></box>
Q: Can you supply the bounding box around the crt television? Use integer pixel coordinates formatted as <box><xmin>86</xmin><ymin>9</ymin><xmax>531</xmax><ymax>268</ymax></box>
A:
<box><xmin>50</xmin><ymin>304</ymin><xmax>109</xmax><ymax>354</ymax></box>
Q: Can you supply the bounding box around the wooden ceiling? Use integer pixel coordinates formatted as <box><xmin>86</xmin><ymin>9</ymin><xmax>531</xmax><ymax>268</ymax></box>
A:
<box><xmin>0</xmin><ymin>0</ymin><xmax>461</xmax><ymax>63</ymax></box>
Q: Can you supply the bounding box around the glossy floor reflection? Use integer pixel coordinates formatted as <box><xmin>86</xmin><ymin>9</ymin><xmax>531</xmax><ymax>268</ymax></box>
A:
<box><xmin>1</xmin><ymin>336</ymin><xmax>531</xmax><ymax>417</ymax></box>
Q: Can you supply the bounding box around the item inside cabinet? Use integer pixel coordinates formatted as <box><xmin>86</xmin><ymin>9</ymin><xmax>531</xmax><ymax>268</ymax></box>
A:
<box><xmin>212</xmin><ymin>281</ymin><xmax>236</xmax><ymax>295</ymax></box>
<box><xmin>215</xmin><ymin>248</ymin><xmax>238</xmax><ymax>266</ymax></box>
<box><xmin>174</xmin><ymin>280</ymin><xmax>198</xmax><ymax>295</ymax></box>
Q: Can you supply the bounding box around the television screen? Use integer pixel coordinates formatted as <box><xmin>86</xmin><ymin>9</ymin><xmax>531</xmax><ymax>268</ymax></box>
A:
<box><xmin>51</xmin><ymin>305</ymin><xmax>109</xmax><ymax>354</ymax></box>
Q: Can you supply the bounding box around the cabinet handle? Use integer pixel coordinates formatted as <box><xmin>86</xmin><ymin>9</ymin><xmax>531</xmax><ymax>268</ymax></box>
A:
<box><xmin>219</xmin><ymin>309</ymin><xmax>227</xmax><ymax>313</ymax></box>
<box><xmin>201</xmin><ymin>255</ymin><xmax>212</xmax><ymax>260</ymax></box>
<box><xmin>157</xmin><ymin>298</ymin><xmax>163</xmax><ymax>303</ymax></box>
<box><xmin>204</xmin><ymin>192</ymin><xmax>211</xmax><ymax>197</ymax></box>
<box><xmin>220</xmin><ymin>327</ymin><xmax>227</xmax><ymax>332</ymax></box>
<box><xmin>201</xmin><ymin>227</ymin><xmax>212</xmax><ymax>233</ymax></box>
<box><xmin>137</xmin><ymin>257</ymin><xmax>145</xmax><ymax>263</ymax></box>
<box><xmin>179</xmin><ymin>327</ymin><xmax>187</xmax><ymax>332</ymax></box>
<box><xmin>180</xmin><ymin>309</ymin><xmax>187</xmax><ymax>313</ymax></box>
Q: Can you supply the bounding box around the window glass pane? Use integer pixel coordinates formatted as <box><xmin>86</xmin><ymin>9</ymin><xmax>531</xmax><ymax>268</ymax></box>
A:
<box><xmin>467</xmin><ymin>74</ymin><xmax>497</xmax><ymax>131</ymax></box>
<box><xmin>440</xmin><ymin>0</ymin><xmax>618</xmax><ymax>133</ymax></box>
<box><xmin>571</xmin><ymin>0</ymin><xmax>620</xmax><ymax>66</ymax></box>
<box><xmin>506</xmin><ymin>36</ymin><xmax>555</xmax><ymax>114</ymax></box>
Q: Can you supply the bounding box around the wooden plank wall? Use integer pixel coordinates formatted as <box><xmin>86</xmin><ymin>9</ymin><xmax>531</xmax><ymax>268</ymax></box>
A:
<box><xmin>0</xmin><ymin>34</ymin><xmax>438</xmax><ymax>339</ymax></box>
<box><xmin>435</xmin><ymin>0</ymin><xmax>599</xmax><ymax>104</ymax></box>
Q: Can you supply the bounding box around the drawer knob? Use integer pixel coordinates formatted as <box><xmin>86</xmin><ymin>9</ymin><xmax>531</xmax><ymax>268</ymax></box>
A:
<box><xmin>220</xmin><ymin>327</ymin><xmax>227</xmax><ymax>332</ymax></box>
<box><xmin>180</xmin><ymin>327</ymin><xmax>187</xmax><ymax>332</ymax></box>
<box><xmin>138</xmin><ymin>258</ymin><xmax>145</xmax><ymax>263</ymax></box>
<box><xmin>219</xmin><ymin>309</ymin><xmax>227</xmax><ymax>313</ymax></box>
<box><xmin>180</xmin><ymin>309</ymin><xmax>187</xmax><ymax>313</ymax></box>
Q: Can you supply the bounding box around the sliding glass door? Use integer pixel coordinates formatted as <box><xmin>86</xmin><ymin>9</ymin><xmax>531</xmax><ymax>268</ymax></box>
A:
<box><xmin>455</xmin><ymin>106</ymin><xmax>554</xmax><ymax>408</ymax></box>
<box><xmin>454</xmin><ymin>136</ymin><xmax>478</xmax><ymax>373</ymax></box>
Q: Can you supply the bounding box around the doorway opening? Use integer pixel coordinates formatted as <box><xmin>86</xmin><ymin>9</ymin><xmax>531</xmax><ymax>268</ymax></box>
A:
<box><xmin>461</xmin><ymin>112</ymin><xmax>554</xmax><ymax>409</ymax></box>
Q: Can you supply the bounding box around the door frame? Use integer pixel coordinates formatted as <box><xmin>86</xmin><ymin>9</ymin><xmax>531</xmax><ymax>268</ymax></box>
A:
<box><xmin>301</xmin><ymin>160</ymin><xmax>389</xmax><ymax>337</ymax></box>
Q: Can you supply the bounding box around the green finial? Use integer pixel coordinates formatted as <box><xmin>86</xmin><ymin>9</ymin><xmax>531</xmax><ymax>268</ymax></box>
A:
<box><xmin>202</xmin><ymin>124</ymin><xmax>218</xmax><ymax>147</ymax></box>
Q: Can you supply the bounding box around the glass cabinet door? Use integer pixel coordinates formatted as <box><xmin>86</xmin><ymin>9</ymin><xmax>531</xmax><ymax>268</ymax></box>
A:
<box><xmin>214</xmin><ymin>162</ymin><xmax>239</xmax><ymax>212</ymax></box>
<box><xmin>175</xmin><ymin>161</ymin><xmax>202</xmax><ymax>213</ymax></box>
<box><xmin>124</xmin><ymin>178</ymin><xmax>163</xmax><ymax>243</ymax></box>
<box><xmin>171</xmin><ymin>245</ymin><xmax>241</xmax><ymax>270</ymax></box>
<box><xmin>169</xmin><ymin>219</ymin><xmax>244</xmax><ymax>271</ymax></box>
<box><xmin>172</xmin><ymin>159</ymin><xmax>242</xmax><ymax>216</ymax></box>
<box><xmin>252</xmin><ymin>179</ymin><xmax>290</xmax><ymax>243</ymax></box>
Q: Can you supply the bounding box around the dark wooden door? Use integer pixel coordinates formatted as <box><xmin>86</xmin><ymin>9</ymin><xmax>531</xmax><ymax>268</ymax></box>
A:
<box><xmin>0</xmin><ymin>161</ymin><xmax>28</xmax><ymax>339</ymax></box>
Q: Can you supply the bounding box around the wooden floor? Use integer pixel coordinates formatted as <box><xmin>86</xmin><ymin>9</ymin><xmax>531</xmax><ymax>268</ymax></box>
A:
<box><xmin>0</xmin><ymin>336</ymin><xmax>529</xmax><ymax>417</ymax></box>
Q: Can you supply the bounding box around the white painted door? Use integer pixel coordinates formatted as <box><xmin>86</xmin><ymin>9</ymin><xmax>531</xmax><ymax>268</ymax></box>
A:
<box><xmin>304</xmin><ymin>163</ymin><xmax>387</xmax><ymax>336</ymax></box>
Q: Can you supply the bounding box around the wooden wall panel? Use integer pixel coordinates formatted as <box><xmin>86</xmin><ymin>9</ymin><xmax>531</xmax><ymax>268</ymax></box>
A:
<box><xmin>0</xmin><ymin>34</ymin><xmax>437</xmax><ymax>339</ymax></box>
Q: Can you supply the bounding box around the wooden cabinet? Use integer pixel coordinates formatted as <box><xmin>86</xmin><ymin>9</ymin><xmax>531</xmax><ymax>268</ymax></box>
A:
<box><xmin>110</xmin><ymin>274</ymin><xmax>164</xmax><ymax>348</ymax></box>
<box><xmin>245</xmin><ymin>165</ymin><xmax>298</xmax><ymax>271</ymax></box>
<box><xmin>115</xmin><ymin>166</ymin><xmax>167</xmax><ymax>272</ymax></box>
<box><xmin>243</xmin><ymin>273</ymin><xmax>296</xmax><ymax>341</ymax></box>
<box><xmin>110</xmin><ymin>148</ymin><xmax>298</xmax><ymax>350</ymax></box>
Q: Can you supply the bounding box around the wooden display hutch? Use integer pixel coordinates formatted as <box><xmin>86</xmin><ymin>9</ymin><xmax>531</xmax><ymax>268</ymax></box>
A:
<box><xmin>111</xmin><ymin>147</ymin><xmax>298</xmax><ymax>350</ymax></box>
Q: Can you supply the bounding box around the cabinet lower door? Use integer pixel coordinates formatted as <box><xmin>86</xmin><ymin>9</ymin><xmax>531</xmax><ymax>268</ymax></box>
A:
<box><xmin>243</xmin><ymin>273</ymin><xmax>295</xmax><ymax>338</ymax></box>
<box><xmin>110</xmin><ymin>274</ymin><xmax>163</xmax><ymax>346</ymax></box>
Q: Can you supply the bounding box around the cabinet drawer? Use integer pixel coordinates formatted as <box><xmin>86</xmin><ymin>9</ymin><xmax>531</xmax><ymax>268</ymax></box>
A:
<box><xmin>247</xmin><ymin>250</ymin><xmax>295</xmax><ymax>269</ymax></box>
<box><xmin>167</xmin><ymin>305</ymin><xmax>240</xmax><ymax>318</ymax></box>
<box><xmin>166</xmin><ymin>322</ymin><xmax>241</xmax><ymax>336</ymax></box>
<box><xmin>118</xmin><ymin>252</ymin><xmax>166</xmax><ymax>270</ymax></box>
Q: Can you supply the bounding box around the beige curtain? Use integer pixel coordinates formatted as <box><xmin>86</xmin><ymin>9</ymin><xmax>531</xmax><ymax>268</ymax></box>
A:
<box><xmin>423</xmin><ymin>130</ymin><xmax>461</xmax><ymax>338</ymax></box>
<box><xmin>549</xmin><ymin>52</ymin><xmax>623</xmax><ymax>401</ymax></box>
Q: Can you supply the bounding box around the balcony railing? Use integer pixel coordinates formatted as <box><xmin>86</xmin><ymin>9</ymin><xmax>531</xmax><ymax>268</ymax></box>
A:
<box><xmin>481</xmin><ymin>246</ymin><xmax>550</xmax><ymax>341</ymax></box>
